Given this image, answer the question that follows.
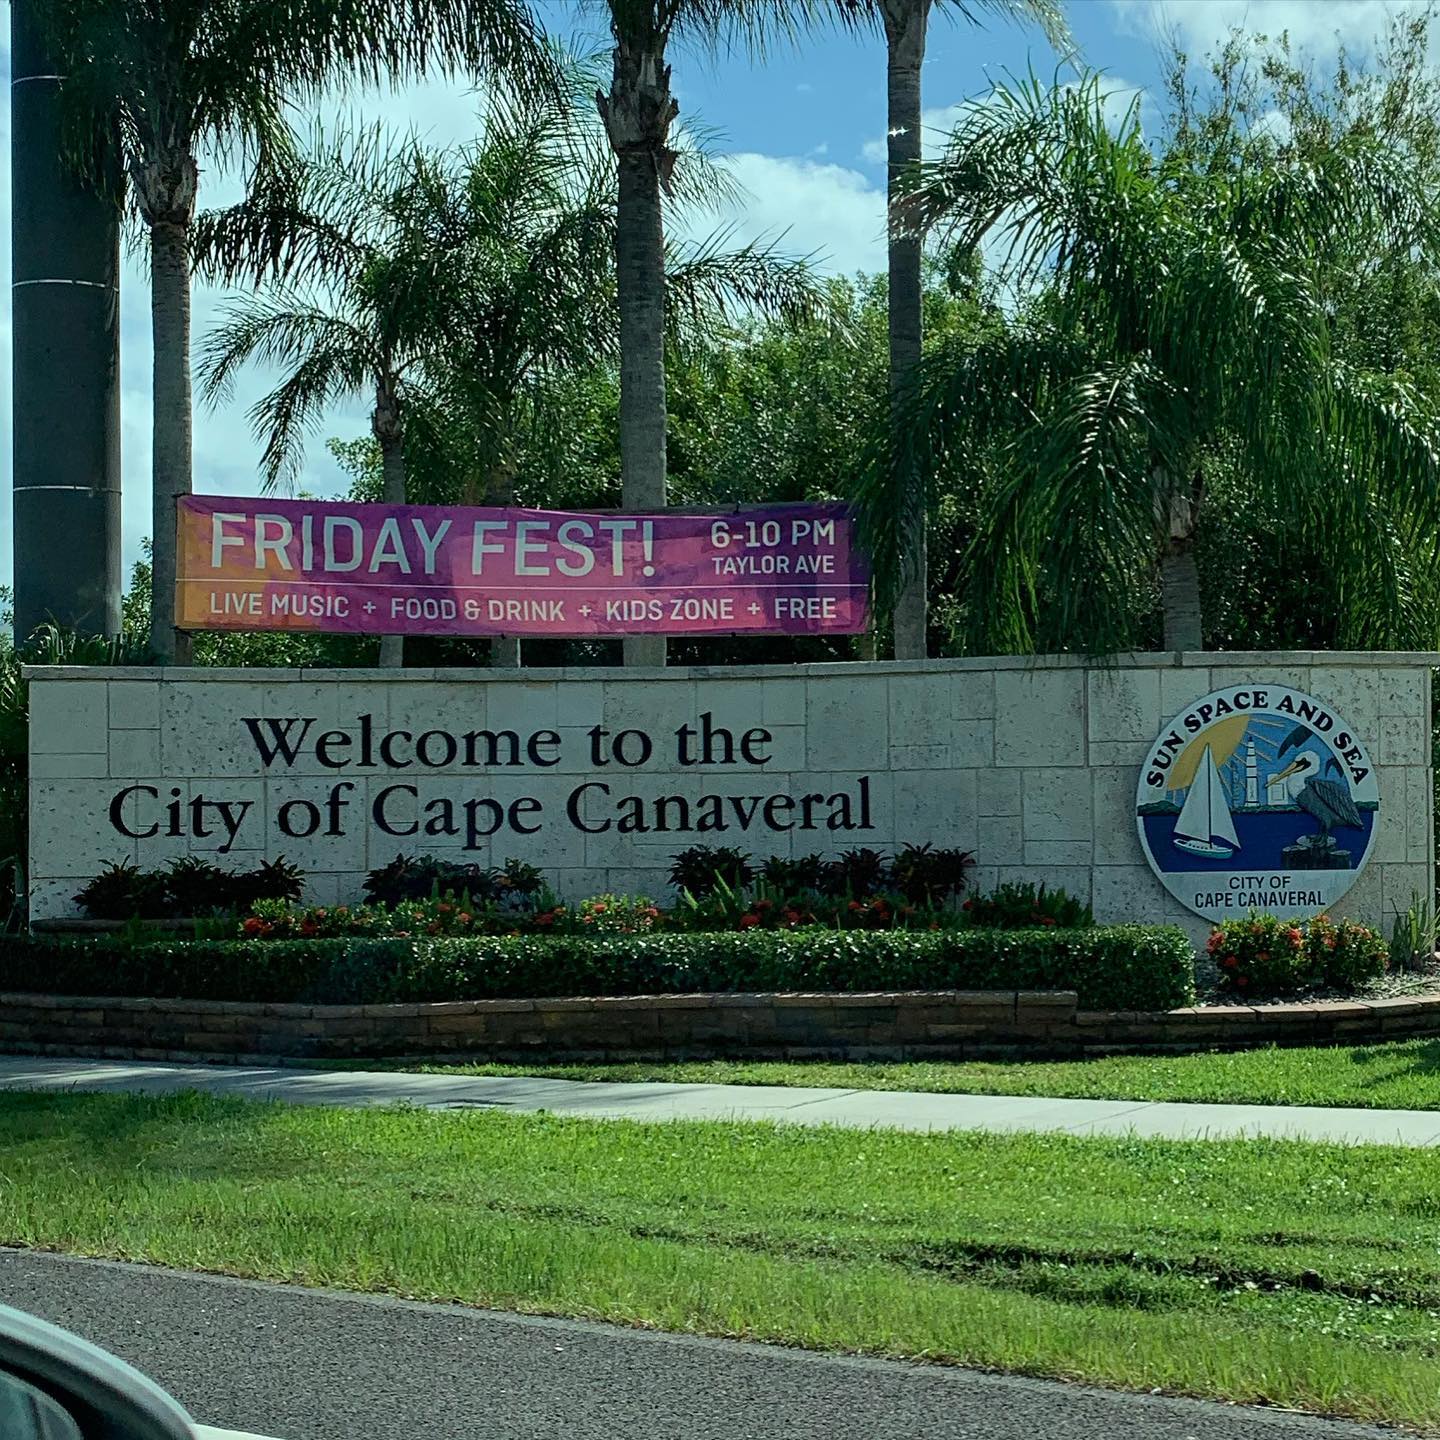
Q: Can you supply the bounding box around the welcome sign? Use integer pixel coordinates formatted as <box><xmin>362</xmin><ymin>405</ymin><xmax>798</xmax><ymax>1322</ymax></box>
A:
<box><xmin>1135</xmin><ymin>685</ymin><xmax>1379</xmax><ymax>922</ymax></box>
<box><xmin>175</xmin><ymin>496</ymin><xmax>868</xmax><ymax>638</ymax></box>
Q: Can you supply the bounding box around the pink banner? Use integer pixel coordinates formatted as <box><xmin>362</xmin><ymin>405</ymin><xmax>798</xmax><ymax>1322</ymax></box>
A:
<box><xmin>176</xmin><ymin>496</ymin><xmax>869</xmax><ymax>638</ymax></box>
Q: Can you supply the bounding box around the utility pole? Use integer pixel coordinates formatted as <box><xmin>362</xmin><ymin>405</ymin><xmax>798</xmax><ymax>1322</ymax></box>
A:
<box><xmin>10</xmin><ymin>0</ymin><xmax>122</xmax><ymax>641</ymax></box>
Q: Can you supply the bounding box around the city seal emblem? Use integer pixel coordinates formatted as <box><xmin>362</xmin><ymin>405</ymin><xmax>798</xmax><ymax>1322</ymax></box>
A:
<box><xmin>1135</xmin><ymin>685</ymin><xmax>1378</xmax><ymax>922</ymax></box>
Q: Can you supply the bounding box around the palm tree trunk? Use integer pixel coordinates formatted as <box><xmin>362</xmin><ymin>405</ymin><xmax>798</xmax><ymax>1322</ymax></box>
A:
<box><xmin>1160</xmin><ymin>541</ymin><xmax>1204</xmax><ymax>652</ymax></box>
<box><xmin>486</xmin><ymin>456</ymin><xmax>520</xmax><ymax>670</ymax></box>
<box><xmin>149</xmin><ymin>218</ymin><xmax>193</xmax><ymax>664</ymax></box>
<box><xmin>599</xmin><ymin>33</ymin><xmax>676</xmax><ymax>670</ymax></box>
<box><xmin>1155</xmin><ymin>470</ymin><xmax>1204</xmax><ymax>651</ymax></box>
<box><xmin>883</xmin><ymin>0</ymin><xmax>930</xmax><ymax>661</ymax></box>
<box><xmin>376</xmin><ymin>400</ymin><xmax>406</xmax><ymax>670</ymax></box>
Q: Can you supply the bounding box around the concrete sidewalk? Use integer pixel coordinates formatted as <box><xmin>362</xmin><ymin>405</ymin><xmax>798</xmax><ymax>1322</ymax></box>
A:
<box><xmin>4</xmin><ymin>1055</ymin><xmax>1440</xmax><ymax>1146</ymax></box>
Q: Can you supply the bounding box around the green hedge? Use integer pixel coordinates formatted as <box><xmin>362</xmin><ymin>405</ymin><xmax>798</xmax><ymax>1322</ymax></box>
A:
<box><xmin>0</xmin><ymin>925</ymin><xmax>1195</xmax><ymax>1012</ymax></box>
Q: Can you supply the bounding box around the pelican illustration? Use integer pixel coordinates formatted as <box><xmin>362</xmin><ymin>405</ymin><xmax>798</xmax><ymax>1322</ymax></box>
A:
<box><xmin>1273</xmin><ymin>741</ymin><xmax>1364</xmax><ymax>838</ymax></box>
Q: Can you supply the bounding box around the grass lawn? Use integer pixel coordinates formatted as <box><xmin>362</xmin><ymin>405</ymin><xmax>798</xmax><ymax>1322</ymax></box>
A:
<box><xmin>5</xmin><ymin>1092</ymin><xmax>1440</xmax><ymax>1428</ymax></box>
<box><xmin>324</xmin><ymin>1038</ymin><xmax>1440</xmax><ymax>1111</ymax></box>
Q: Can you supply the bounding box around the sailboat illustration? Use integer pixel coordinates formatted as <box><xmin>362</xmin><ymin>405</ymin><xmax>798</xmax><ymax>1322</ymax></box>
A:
<box><xmin>1172</xmin><ymin>744</ymin><xmax>1240</xmax><ymax>859</ymax></box>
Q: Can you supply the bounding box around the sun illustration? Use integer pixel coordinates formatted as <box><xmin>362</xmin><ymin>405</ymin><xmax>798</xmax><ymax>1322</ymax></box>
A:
<box><xmin>1167</xmin><ymin>716</ymin><xmax>1252</xmax><ymax>792</ymax></box>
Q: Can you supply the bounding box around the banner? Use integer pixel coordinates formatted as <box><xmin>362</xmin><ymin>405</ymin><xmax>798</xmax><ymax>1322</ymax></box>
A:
<box><xmin>176</xmin><ymin>496</ymin><xmax>869</xmax><ymax>638</ymax></box>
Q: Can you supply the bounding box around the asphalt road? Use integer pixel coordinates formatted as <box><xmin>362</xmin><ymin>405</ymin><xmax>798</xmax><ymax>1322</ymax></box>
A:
<box><xmin>0</xmin><ymin>1250</ymin><xmax>1400</xmax><ymax>1440</ymax></box>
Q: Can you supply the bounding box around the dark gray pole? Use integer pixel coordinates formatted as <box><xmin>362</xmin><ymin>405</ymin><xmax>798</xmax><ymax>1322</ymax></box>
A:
<box><xmin>10</xmin><ymin>0</ymin><xmax>122</xmax><ymax>641</ymax></box>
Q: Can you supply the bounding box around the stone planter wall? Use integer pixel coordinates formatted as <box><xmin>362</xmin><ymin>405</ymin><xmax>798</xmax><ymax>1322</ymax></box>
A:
<box><xmin>6</xmin><ymin>989</ymin><xmax>1440</xmax><ymax>1065</ymax></box>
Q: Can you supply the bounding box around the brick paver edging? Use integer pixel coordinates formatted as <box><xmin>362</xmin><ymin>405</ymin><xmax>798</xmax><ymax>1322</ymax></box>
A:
<box><xmin>4</xmin><ymin>988</ymin><xmax>1440</xmax><ymax>1063</ymax></box>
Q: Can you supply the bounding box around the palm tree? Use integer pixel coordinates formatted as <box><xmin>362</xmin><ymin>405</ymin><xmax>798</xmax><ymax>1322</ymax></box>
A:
<box><xmin>860</xmin><ymin>73</ymin><xmax>1440</xmax><ymax>653</ymax></box>
<box><xmin>862</xmin><ymin>0</ymin><xmax>1068</xmax><ymax>659</ymax></box>
<box><xmin>595</xmin><ymin>0</ymin><xmax>822</xmax><ymax>667</ymax></box>
<box><xmin>35</xmin><ymin>0</ymin><xmax>549</xmax><ymax>665</ymax></box>
<box><xmin>199</xmin><ymin>85</ymin><xmax>827</xmax><ymax>665</ymax></box>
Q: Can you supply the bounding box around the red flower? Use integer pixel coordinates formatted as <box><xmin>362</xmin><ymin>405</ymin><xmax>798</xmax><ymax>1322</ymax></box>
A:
<box><xmin>438</xmin><ymin>902</ymin><xmax>453</xmax><ymax>914</ymax></box>
<box><xmin>299</xmin><ymin>918</ymin><xmax>318</xmax><ymax>937</ymax></box>
<box><xmin>1041</xmin><ymin>916</ymin><xmax>1057</xmax><ymax>927</ymax></box>
<box><xmin>458</xmin><ymin>912</ymin><xmax>473</xmax><ymax>925</ymax></box>
<box><xmin>1235</xmin><ymin>975</ymin><xmax>1250</xmax><ymax>988</ymax></box>
<box><xmin>1258</xmin><ymin>951</ymin><xmax>1270</xmax><ymax>962</ymax></box>
<box><xmin>242</xmin><ymin>916</ymin><xmax>265</xmax><ymax>936</ymax></box>
<box><xmin>1206</xmin><ymin>932</ymin><xmax>1222</xmax><ymax>953</ymax></box>
<box><xmin>592</xmin><ymin>903</ymin><xmax>607</xmax><ymax>914</ymax></box>
<box><xmin>739</xmin><ymin>914</ymin><xmax>761</xmax><ymax>930</ymax></box>
<box><xmin>848</xmin><ymin>900</ymin><xmax>863</xmax><ymax>913</ymax></box>
<box><xmin>1220</xmin><ymin>954</ymin><xmax>1238</xmax><ymax>969</ymax></box>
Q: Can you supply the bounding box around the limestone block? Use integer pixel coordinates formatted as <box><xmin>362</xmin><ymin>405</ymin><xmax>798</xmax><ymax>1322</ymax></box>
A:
<box><xmin>603</xmin><ymin>679</ymin><xmax>696</xmax><ymax>736</ymax></box>
<box><xmin>890</xmin><ymin>673</ymin><xmax>953</xmax><ymax>749</ymax></box>
<box><xmin>29</xmin><ymin>681</ymin><xmax>107</xmax><ymax>754</ymax></box>
<box><xmin>951</xmin><ymin>720</ymin><xmax>996</xmax><ymax>769</ymax></box>
<box><xmin>1372</xmin><ymin>769</ymin><xmax>1408</xmax><ymax>863</ymax></box>
<box><xmin>1332</xmin><ymin>864</ymin><xmax>1383</xmax><ymax>928</ymax></box>
<box><xmin>806</xmin><ymin>677</ymin><xmax>888</xmax><ymax>770</ymax></box>
<box><xmin>185</xmin><ymin>779</ymin><xmax>264</xmax><ymax>855</ymax></box>
<box><xmin>1375</xmin><ymin>667</ymin><xmax>1428</xmax><ymax>719</ymax></box>
<box><xmin>261</xmin><ymin>776</ymin><xmax>368</xmax><ymax>873</ymax></box>
<box><xmin>994</xmin><ymin>670</ymin><xmax>1084</xmax><ymax>766</ymax></box>
<box><xmin>550</xmin><ymin>867</ymin><xmax>609</xmax><ymax>901</ymax></box>
<box><xmin>1377</xmin><ymin>716</ymin><xmax>1427</xmax><ymax>766</ymax></box>
<box><xmin>693</xmin><ymin>680</ymin><xmax>766</xmax><ymax>733</ymax></box>
<box><xmin>953</xmin><ymin>671</ymin><xmax>995</xmax><ymax>721</ymax></box>
<box><xmin>998</xmin><ymin>864</ymin><xmax>1091</xmax><ymax>904</ymax></box>
<box><xmin>967</xmin><ymin>864</ymin><xmax>998</xmax><ymax>896</ymax></box>
<box><xmin>1092</xmin><ymin>769</ymin><xmax>1142</xmax><ymax>865</ymax></box>
<box><xmin>1023</xmin><ymin>768</ymin><xmax>1093</xmax><ymax>842</ymax></box>
<box><xmin>109</xmin><ymin>730</ymin><xmax>160</xmax><ymax>778</ymax></box>
<box><xmin>755</xmin><ymin>725</ymin><xmax>808</xmax><ymax>771</ymax></box>
<box><xmin>1159</xmin><ymin>667</ymin><xmax>1209</xmax><ymax>719</ymax></box>
<box><xmin>1087</xmin><ymin>669</ymin><xmax>1160</xmax><ymax>743</ymax></box>
<box><xmin>388</xmin><ymin>683</ymin><xmax>484</xmax><ymax>746</ymax></box>
<box><xmin>890</xmin><ymin>744</ymin><xmax>950</xmax><ymax>772</ymax></box>
<box><xmin>303</xmin><ymin>873</ymin><xmax>343</xmax><ymax>906</ymax></box>
<box><xmin>1091</xmin><ymin>865</ymin><xmax>1173</xmax><ymax>923</ymax></box>
<box><xmin>30</xmin><ymin>753</ymin><xmax>107</xmax><ymax>779</ymax></box>
<box><xmin>761</xmin><ymin>678</ymin><xmax>807</xmax><ymax>727</ymax></box>
<box><xmin>160</xmin><ymin>683</ymin><xmax>265</xmax><ymax>776</ymax></box>
<box><xmin>1382</xmin><ymin>863</ymin><xmax>1431</xmax><ymax>927</ymax></box>
<box><xmin>555</xmin><ymin>681</ymin><xmax>605</xmax><ymax>729</ymax></box>
<box><xmin>27</xmin><ymin>877</ymin><xmax>84</xmax><ymax>921</ymax></box>
<box><xmin>1087</xmin><ymin>741</ymin><xmax>1149</xmax><ymax>768</ymax></box>
<box><xmin>108</xmin><ymin>681</ymin><xmax>161</xmax><ymax>731</ymax></box>
<box><xmin>976</xmin><ymin>769</ymin><xmax>1021</xmax><ymax>817</ymax></box>
<box><xmin>1024</xmin><ymin>840</ymin><xmax>1092</xmax><ymax>867</ymax></box>
<box><xmin>1308</xmin><ymin>668</ymin><xmax>1383</xmax><ymax>736</ymax></box>
<box><xmin>1407</xmin><ymin>768</ymin><xmax>1432</xmax><ymax>863</ymax></box>
<box><xmin>488</xmin><ymin>681</ymin><xmax>559</xmax><ymax>731</ymax></box>
<box><xmin>977</xmin><ymin>815</ymin><xmax>1023</xmax><ymax>866</ymax></box>
<box><xmin>30</xmin><ymin>780</ymin><xmax>134</xmax><ymax>877</ymax></box>
<box><xmin>890</xmin><ymin>769</ymin><xmax>977</xmax><ymax>851</ymax></box>
<box><xmin>1210</xmin><ymin>664</ymin><xmax>1311</xmax><ymax>694</ymax></box>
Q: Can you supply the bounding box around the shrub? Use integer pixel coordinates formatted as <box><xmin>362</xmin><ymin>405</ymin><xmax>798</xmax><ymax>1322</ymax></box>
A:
<box><xmin>889</xmin><ymin>844</ymin><xmax>975</xmax><ymax>906</ymax></box>
<box><xmin>962</xmin><ymin>882</ymin><xmax>1094</xmax><ymax>929</ymax></box>
<box><xmin>73</xmin><ymin>856</ymin><xmax>304</xmax><ymax>921</ymax></box>
<box><xmin>0</xmin><ymin>923</ymin><xmax>1196</xmax><ymax>1013</ymax></box>
<box><xmin>1307</xmin><ymin>914</ymin><xmax>1389</xmax><ymax>990</ymax></box>
<box><xmin>667</xmin><ymin>845</ymin><xmax>753</xmax><ymax>897</ymax></box>
<box><xmin>575</xmin><ymin>895</ymin><xmax>661</xmax><ymax>934</ymax></box>
<box><xmin>1207</xmin><ymin>912</ymin><xmax>1388</xmax><ymax>998</ymax></box>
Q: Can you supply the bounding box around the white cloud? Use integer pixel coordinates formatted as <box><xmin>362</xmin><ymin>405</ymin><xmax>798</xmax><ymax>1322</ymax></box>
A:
<box><xmin>859</xmin><ymin>75</ymin><xmax>1148</xmax><ymax>168</ymax></box>
<box><xmin>695</xmin><ymin>153</ymin><xmax>886</xmax><ymax>277</ymax></box>
<box><xmin>1110</xmin><ymin>0</ymin><xmax>1409</xmax><ymax>58</ymax></box>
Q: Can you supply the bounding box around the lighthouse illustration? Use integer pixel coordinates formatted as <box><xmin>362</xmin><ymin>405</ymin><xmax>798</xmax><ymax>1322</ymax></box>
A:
<box><xmin>1171</xmin><ymin>744</ymin><xmax>1240</xmax><ymax>859</ymax></box>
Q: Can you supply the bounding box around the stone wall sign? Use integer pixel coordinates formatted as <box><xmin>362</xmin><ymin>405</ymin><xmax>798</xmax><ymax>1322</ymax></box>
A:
<box><xmin>1135</xmin><ymin>685</ymin><xmax>1379</xmax><ymax>922</ymax></box>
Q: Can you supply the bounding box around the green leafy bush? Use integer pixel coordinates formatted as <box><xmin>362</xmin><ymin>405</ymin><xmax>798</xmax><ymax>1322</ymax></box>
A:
<box><xmin>961</xmin><ymin>882</ymin><xmax>1094</xmax><ymax>929</ymax></box>
<box><xmin>1306</xmin><ymin>914</ymin><xmax>1390</xmax><ymax>990</ymax></box>
<box><xmin>361</xmin><ymin>854</ymin><xmax>542</xmax><ymax>907</ymax></box>
<box><xmin>1207</xmin><ymin>913</ymin><xmax>1388</xmax><ymax>998</ymax></box>
<box><xmin>0</xmin><ymin>924</ymin><xmax>1196</xmax><ymax>1012</ymax></box>
<box><xmin>73</xmin><ymin>856</ymin><xmax>302</xmax><ymax>920</ymax></box>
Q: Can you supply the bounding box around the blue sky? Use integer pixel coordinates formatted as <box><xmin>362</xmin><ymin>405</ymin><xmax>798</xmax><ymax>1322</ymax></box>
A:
<box><xmin>0</xmin><ymin>0</ymin><xmax>1418</xmax><ymax>594</ymax></box>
